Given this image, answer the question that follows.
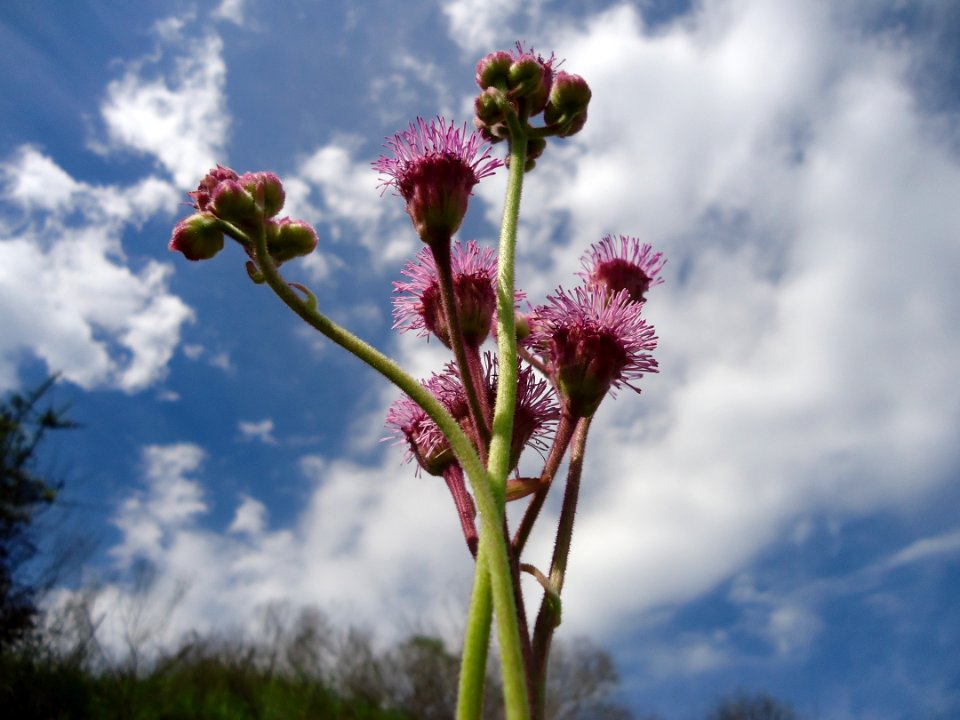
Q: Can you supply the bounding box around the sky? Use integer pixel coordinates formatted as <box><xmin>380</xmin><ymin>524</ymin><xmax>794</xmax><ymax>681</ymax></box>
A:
<box><xmin>2</xmin><ymin>0</ymin><xmax>959</xmax><ymax>718</ymax></box>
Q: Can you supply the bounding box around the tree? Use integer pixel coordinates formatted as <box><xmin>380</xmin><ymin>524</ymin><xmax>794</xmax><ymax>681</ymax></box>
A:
<box><xmin>0</xmin><ymin>377</ymin><xmax>75</xmax><ymax>648</ymax></box>
<box><xmin>708</xmin><ymin>691</ymin><xmax>799</xmax><ymax>720</ymax></box>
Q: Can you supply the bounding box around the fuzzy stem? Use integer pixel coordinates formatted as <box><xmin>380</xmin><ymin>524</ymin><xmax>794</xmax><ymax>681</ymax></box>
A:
<box><xmin>530</xmin><ymin>415</ymin><xmax>592</xmax><ymax>719</ymax></box>
<box><xmin>512</xmin><ymin>411</ymin><xmax>578</xmax><ymax>556</ymax></box>
<box><xmin>457</xmin><ymin>545</ymin><xmax>493</xmax><ymax>719</ymax></box>
<box><xmin>458</xmin><ymin>130</ymin><xmax>532</xmax><ymax>719</ymax></box>
<box><xmin>432</xmin><ymin>241</ymin><xmax>491</xmax><ymax>455</ymax></box>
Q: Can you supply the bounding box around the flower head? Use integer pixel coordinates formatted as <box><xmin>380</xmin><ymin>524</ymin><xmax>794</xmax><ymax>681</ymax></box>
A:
<box><xmin>531</xmin><ymin>286</ymin><xmax>658</xmax><ymax>417</ymax></box>
<box><xmin>374</xmin><ymin>117</ymin><xmax>501</xmax><ymax>246</ymax></box>
<box><xmin>385</xmin><ymin>375</ymin><xmax>455</xmax><ymax>477</ymax></box>
<box><xmin>385</xmin><ymin>357</ymin><xmax>558</xmax><ymax>475</ymax></box>
<box><xmin>393</xmin><ymin>240</ymin><xmax>498</xmax><ymax>347</ymax></box>
<box><xmin>579</xmin><ymin>235</ymin><xmax>666</xmax><ymax>304</ymax></box>
<box><xmin>441</xmin><ymin>355</ymin><xmax>559</xmax><ymax>470</ymax></box>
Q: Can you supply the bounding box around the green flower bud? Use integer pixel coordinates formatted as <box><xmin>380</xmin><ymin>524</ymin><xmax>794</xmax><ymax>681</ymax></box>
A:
<box><xmin>169</xmin><ymin>213</ymin><xmax>225</xmax><ymax>261</ymax></box>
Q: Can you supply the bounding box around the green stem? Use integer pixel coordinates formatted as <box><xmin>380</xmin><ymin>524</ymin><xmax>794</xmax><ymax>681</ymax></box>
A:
<box><xmin>248</xmin><ymin>223</ymin><xmax>527</xmax><ymax>718</ymax></box>
<box><xmin>487</xmin><ymin>133</ymin><xmax>528</xmax><ymax>496</ymax></box>
<box><xmin>457</xmin><ymin>544</ymin><xmax>493</xmax><ymax>719</ymax></box>
<box><xmin>479</xmin><ymin>131</ymin><xmax>532</xmax><ymax>717</ymax></box>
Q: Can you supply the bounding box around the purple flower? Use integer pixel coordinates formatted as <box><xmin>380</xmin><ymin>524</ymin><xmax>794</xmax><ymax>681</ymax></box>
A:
<box><xmin>374</xmin><ymin>117</ymin><xmax>501</xmax><ymax>246</ymax></box>
<box><xmin>393</xmin><ymin>240</ymin><xmax>498</xmax><ymax>347</ymax></box>
<box><xmin>384</xmin><ymin>375</ymin><xmax>455</xmax><ymax>477</ymax></box>
<box><xmin>443</xmin><ymin>355</ymin><xmax>560</xmax><ymax>470</ymax></box>
<box><xmin>579</xmin><ymin>235</ymin><xmax>666</xmax><ymax>304</ymax></box>
<box><xmin>531</xmin><ymin>285</ymin><xmax>658</xmax><ymax>417</ymax></box>
<box><xmin>385</xmin><ymin>356</ymin><xmax>559</xmax><ymax>475</ymax></box>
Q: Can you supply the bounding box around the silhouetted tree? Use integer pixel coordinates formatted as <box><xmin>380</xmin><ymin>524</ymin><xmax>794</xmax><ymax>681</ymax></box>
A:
<box><xmin>709</xmin><ymin>691</ymin><xmax>799</xmax><ymax>720</ymax></box>
<box><xmin>0</xmin><ymin>377</ymin><xmax>74</xmax><ymax>648</ymax></box>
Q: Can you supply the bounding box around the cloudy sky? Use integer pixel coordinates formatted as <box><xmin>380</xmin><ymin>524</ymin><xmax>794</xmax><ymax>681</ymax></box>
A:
<box><xmin>2</xmin><ymin>0</ymin><xmax>959</xmax><ymax>717</ymax></box>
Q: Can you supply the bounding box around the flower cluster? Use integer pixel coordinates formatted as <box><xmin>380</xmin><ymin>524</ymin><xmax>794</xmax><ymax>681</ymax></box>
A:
<box><xmin>473</xmin><ymin>43</ymin><xmax>592</xmax><ymax>170</ymax></box>
<box><xmin>168</xmin><ymin>40</ymin><xmax>667</xmax><ymax>720</ymax></box>
<box><xmin>170</xmin><ymin>166</ymin><xmax>317</xmax><ymax>267</ymax></box>
<box><xmin>527</xmin><ymin>235</ymin><xmax>663</xmax><ymax>418</ymax></box>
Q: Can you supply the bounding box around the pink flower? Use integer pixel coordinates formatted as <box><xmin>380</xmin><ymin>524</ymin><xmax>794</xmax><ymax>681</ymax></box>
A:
<box><xmin>392</xmin><ymin>240</ymin><xmax>498</xmax><ymax>347</ymax></box>
<box><xmin>579</xmin><ymin>235</ymin><xmax>666</xmax><ymax>304</ymax></box>
<box><xmin>384</xmin><ymin>375</ymin><xmax>455</xmax><ymax>477</ymax></box>
<box><xmin>374</xmin><ymin>117</ymin><xmax>501</xmax><ymax>245</ymax></box>
<box><xmin>531</xmin><ymin>286</ymin><xmax>658</xmax><ymax>417</ymax></box>
<box><xmin>385</xmin><ymin>357</ymin><xmax>558</xmax><ymax>475</ymax></box>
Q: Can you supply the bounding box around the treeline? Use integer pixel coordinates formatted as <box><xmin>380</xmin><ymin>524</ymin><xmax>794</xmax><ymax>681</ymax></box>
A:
<box><xmin>2</xmin><ymin>597</ymin><xmax>631</xmax><ymax>720</ymax></box>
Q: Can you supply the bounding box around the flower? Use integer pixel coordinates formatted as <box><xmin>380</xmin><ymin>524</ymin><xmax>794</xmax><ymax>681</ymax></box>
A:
<box><xmin>374</xmin><ymin>117</ymin><xmax>501</xmax><ymax>246</ymax></box>
<box><xmin>384</xmin><ymin>375</ymin><xmax>455</xmax><ymax>477</ymax></box>
<box><xmin>531</xmin><ymin>285</ymin><xmax>658</xmax><ymax>417</ymax></box>
<box><xmin>393</xmin><ymin>240</ymin><xmax>498</xmax><ymax>347</ymax></box>
<box><xmin>579</xmin><ymin>235</ymin><xmax>666</xmax><ymax>304</ymax></box>
<box><xmin>439</xmin><ymin>355</ymin><xmax>559</xmax><ymax>470</ymax></box>
<box><xmin>385</xmin><ymin>357</ymin><xmax>558</xmax><ymax>475</ymax></box>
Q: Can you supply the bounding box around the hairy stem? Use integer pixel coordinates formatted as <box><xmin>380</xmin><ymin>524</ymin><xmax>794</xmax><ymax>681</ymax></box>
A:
<box><xmin>530</xmin><ymin>415</ymin><xmax>592</xmax><ymax>720</ymax></box>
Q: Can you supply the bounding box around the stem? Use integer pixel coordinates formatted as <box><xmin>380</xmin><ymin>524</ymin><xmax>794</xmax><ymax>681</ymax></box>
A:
<box><xmin>249</xmin><ymin>223</ymin><xmax>528</xmax><ymax>717</ymax></box>
<box><xmin>487</xmin><ymin>133</ymin><xmax>529</xmax><ymax>497</ymax></box>
<box><xmin>512</xmin><ymin>411</ymin><xmax>577</xmax><ymax>556</ymax></box>
<box><xmin>458</xmin><ymin>130</ymin><xmax>533</xmax><ymax>719</ymax></box>
<box><xmin>432</xmin><ymin>241</ymin><xmax>491</xmax><ymax>455</ymax></box>
<box><xmin>457</xmin><ymin>545</ymin><xmax>493</xmax><ymax>720</ymax></box>
<box><xmin>530</xmin><ymin>415</ymin><xmax>592</xmax><ymax>720</ymax></box>
<box><xmin>443</xmin><ymin>465</ymin><xmax>479</xmax><ymax>557</ymax></box>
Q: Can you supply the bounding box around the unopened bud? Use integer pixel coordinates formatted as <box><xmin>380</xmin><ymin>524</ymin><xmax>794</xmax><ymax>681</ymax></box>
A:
<box><xmin>266</xmin><ymin>218</ymin><xmax>318</xmax><ymax>264</ymax></box>
<box><xmin>211</xmin><ymin>180</ymin><xmax>256</xmax><ymax>222</ymax></box>
<box><xmin>169</xmin><ymin>213</ymin><xmax>224</xmax><ymax>261</ymax></box>
<box><xmin>544</xmin><ymin>72</ymin><xmax>592</xmax><ymax>134</ymax></box>
<box><xmin>238</xmin><ymin>171</ymin><xmax>285</xmax><ymax>218</ymax></box>
<box><xmin>508</xmin><ymin>55</ymin><xmax>552</xmax><ymax>112</ymax></box>
<box><xmin>475</xmin><ymin>50</ymin><xmax>513</xmax><ymax>89</ymax></box>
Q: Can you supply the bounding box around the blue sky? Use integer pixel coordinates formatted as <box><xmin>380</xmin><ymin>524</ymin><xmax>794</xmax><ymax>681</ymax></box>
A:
<box><xmin>2</xmin><ymin>1</ymin><xmax>959</xmax><ymax>718</ymax></box>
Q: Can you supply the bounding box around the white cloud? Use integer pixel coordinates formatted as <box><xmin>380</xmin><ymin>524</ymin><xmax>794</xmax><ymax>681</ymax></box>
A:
<box><xmin>238</xmin><ymin>418</ymin><xmax>278</xmax><ymax>445</ymax></box>
<box><xmin>98</xmin><ymin>27</ymin><xmax>229</xmax><ymax>188</ymax></box>
<box><xmin>111</xmin><ymin>444</ymin><xmax>208</xmax><ymax>565</ymax></box>
<box><xmin>0</xmin><ymin>147</ymin><xmax>192</xmax><ymax>392</ymax></box>
<box><xmin>229</xmin><ymin>495</ymin><xmax>269</xmax><ymax>535</ymax></box>
<box><xmin>213</xmin><ymin>0</ymin><xmax>246</xmax><ymax>26</ymax></box>
<box><xmin>442</xmin><ymin>0</ymin><xmax>548</xmax><ymax>54</ymax></box>
<box><xmin>75</xmin><ymin>442</ymin><xmax>473</xmax><ymax>655</ymax></box>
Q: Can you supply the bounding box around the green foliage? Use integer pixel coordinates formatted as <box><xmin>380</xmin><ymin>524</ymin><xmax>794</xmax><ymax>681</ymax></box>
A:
<box><xmin>0</xmin><ymin>376</ymin><xmax>75</xmax><ymax>647</ymax></box>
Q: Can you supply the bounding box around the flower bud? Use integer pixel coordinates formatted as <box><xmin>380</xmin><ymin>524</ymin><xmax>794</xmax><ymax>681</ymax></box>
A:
<box><xmin>474</xmin><ymin>87</ymin><xmax>504</xmax><ymax>124</ymax></box>
<box><xmin>265</xmin><ymin>218</ymin><xmax>318</xmax><ymax>264</ymax></box>
<box><xmin>238</xmin><ymin>171</ymin><xmax>286</xmax><ymax>218</ymax></box>
<box><xmin>189</xmin><ymin>165</ymin><xmax>239</xmax><ymax>212</ymax></box>
<box><xmin>169</xmin><ymin>213</ymin><xmax>224</xmax><ymax>261</ymax></box>
<box><xmin>211</xmin><ymin>180</ymin><xmax>257</xmax><ymax>223</ymax></box>
<box><xmin>544</xmin><ymin>72</ymin><xmax>592</xmax><ymax>134</ymax></box>
<box><xmin>508</xmin><ymin>54</ymin><xmax>553</xmax><ymax>112</ymax></box>
<box><xmin>476</xmin><ymin>50</ymin><xmax>513</xmax><ymax>89</ymax></box>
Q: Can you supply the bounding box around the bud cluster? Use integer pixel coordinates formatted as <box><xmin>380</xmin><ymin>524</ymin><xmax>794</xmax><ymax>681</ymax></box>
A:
<box><xmin>170</xmin><ymin>165</ymin><xmax>317</xmax><ymax>267</ymax></box>
<box><xmin>473</xmin><ymin>43</ymin><xmax>592</xmax><ymax>169</ymax></box>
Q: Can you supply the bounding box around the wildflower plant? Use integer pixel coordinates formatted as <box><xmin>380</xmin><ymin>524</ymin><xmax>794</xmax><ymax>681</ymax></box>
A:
<box><xmin>169</xmin><ymin>42</ymin><xmax>663</xmax><ymax>720</ymax></box>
